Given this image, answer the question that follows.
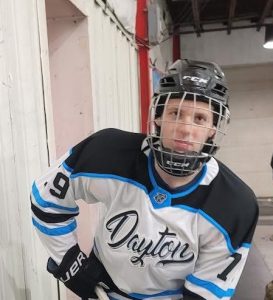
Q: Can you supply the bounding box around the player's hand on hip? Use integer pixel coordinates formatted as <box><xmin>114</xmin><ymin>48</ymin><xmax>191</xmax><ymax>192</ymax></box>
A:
<box><xmin>47</xmin><ymin>244</ymin><xmax>111</xmax><ymax>298</ymax></box>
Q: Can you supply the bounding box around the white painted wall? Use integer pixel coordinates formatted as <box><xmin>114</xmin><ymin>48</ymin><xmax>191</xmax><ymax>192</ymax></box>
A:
<box><xmin>217</xmin><ymin>63</ymin><xmax>273</xmax><ymax>197</ymax></box>
<box><xmin>150</xmin><ymin>38</ymin><xmax>173</xmax><ymax>73</ymax></box>
<box><xmin>0</xmin><ymin>0</ymin><xmax>58</xmax><ymax>299</ymax></box>
<box><xmin>149</xmin><ymin>0</ymin><xmax>173</xmax><ymax>73</ymax></box>
<box><xmin>107</xmin><ymin>0</ymin><xmax>137</xmax><ymax>34</ymax></box>
<box><xmin>89</xmin><ymin>0</ymin><xmax>140</xmax><ymax>132</ymax></box>
<box><xmin>180</xmin><ymin>27</ymin><xmax>273</xmax><ymax>66</ymax></box>
<box><xmin>46</xmin><ymin>0</ymin><xmax>93</xmax><ymax>157</ymax></box>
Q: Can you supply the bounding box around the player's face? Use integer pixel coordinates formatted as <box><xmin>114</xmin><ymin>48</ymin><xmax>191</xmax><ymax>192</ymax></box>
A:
<box><xmin>155</xmin><ymin>99</ymin><xmax>216</xmax><ymax>154</ymax></box>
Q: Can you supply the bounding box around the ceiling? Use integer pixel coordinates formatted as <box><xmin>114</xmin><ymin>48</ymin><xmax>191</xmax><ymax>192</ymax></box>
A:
<box><xmin>166</xmin><ymin>0</ymin><xmax>273</xmax><ymax>36</ymax></box>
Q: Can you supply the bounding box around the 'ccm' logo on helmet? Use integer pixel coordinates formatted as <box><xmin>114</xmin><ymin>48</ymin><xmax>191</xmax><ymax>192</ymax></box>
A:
<box><xmin>182</xmin><ymin>76</ymin><xmax>208</xmax><ymax>84</ymax></box>
<box><xmin>166</xmin><ymin>160</ymin><xmax>190</xmax><ymax>168</ymax></box>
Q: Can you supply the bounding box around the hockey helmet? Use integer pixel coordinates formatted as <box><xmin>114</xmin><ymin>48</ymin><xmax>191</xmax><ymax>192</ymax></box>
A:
<box><xmin>147</xmin><ymin>59</ymin><xmax>230</xmax><ymax>177</ymax></box>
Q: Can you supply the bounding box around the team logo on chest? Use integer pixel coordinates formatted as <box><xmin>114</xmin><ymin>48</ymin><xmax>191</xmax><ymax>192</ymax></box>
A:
<box><xmin>105</xmin><ymin>210</ymin><xmax>195</xmax><ymax>267</ymax></box>
<box><xmin>153</xmin><ymin>192</ymin><xmax>167</xmax><ymax>204</ymax></box>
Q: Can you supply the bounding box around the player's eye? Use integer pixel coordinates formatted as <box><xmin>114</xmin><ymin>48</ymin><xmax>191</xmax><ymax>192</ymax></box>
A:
<box><xmin>167</xmin><ymin>110</ymin><xmax>179</xmax><ymax>119</ymax></box>
<box><xmin>194</xmin><ymin>113</ymin><xmax>208</xmax><ymax>125</ymax></box>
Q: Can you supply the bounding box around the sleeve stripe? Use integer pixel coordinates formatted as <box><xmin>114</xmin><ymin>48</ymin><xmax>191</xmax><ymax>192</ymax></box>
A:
<box><xmin>163</xmin><ymin>204</ymin><xmax>251</xmax><ymax>254</ymax></box>
<box><xmin>129</xmin><ymin>288</ymin><xmax>183</xmax><ymax>299</ymax></box>
<box><xmin>186</xmin><ymin>275</ymin><xmax>235</xmax><ymax>298</ymax></box>
<box><xmin>32</xmin><ymin>217</ymin><xmax>77</xmax><ymax>236</ymax></box>
<box><xmin>62</xmin><ymin>161</ymin><xmax>73</xmax><ymax>173</ymax></box>
<box><xmin>174</xmin><ymin>206</ymin><xmax>237</xmax><ymax>254</ymax></box>
<box><xmin>32</xmin><ymin>182</ymin><xmax>79</xmax><ymax>213</ymax></box>
<box><xmin>198</xmin><ymin>210</ymin><xmax>235</xmax><ymax>254</ymax></box>
<box><xmin>31</xmin><ymin>202</ymin><xmax>79</xmax><ymax>223</ymax></box>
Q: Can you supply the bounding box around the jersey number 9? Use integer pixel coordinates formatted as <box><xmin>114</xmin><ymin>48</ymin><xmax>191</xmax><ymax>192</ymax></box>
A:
<box><xmin>50</xmin><ymin>172</ymin><xmax>70</xmax><ymax>199</ymax></box>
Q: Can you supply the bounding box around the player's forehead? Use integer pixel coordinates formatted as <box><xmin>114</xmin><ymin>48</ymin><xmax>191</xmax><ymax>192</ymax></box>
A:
<box><xmin>164</xmin><ymin>98</ymin><xmax>212</xmax><ymax>110</ymax></box>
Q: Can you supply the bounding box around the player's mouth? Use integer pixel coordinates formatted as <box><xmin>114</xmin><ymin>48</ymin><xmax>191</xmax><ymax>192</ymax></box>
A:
<box><xmin>173</xmin><ymin>140</ymin><xmax>193</xmax><ymax>152</ymax></box>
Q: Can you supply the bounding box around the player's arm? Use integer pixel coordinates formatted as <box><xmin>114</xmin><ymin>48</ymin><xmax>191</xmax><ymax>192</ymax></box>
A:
<box><xmin>184</xmin><ymin>246</ymin><xmax>249</xmax><ymax>299</ymax></box>
<box><xmin>31</xmin><ymin>145</ymin><xmax>102</xmax><ymax>297</ymax></box>
<box><xmin>31</xmin><ymin>132</ymin><xmax>106</xmax><ymax>263</ymax></box>
<box><xmin>183</xmin><ymin>204</ymin><xmax>259</xmax><ymax>300</ymax></box>
<box><xmin>30</xmin><ymin>150</ymin><xmax>88</xmax><ymax>264</ymax></box>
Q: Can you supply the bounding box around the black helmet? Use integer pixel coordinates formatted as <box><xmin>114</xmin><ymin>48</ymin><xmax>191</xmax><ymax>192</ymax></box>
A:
<box><xmin>157</xmin><ymin>59</ymin><xmax>229</xmax><ymax>103</ymax></box>
<box><xmin>147</xmin><ymin>59</ymin><xmax>230</xmax><ymax>177</ymax></box>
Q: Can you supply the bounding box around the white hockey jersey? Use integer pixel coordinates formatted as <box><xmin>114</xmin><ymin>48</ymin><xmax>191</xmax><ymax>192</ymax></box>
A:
<box><xmin>31</xmin><ymin>129</ymin><xmax>258</xmax><ymax>300</ymax></box>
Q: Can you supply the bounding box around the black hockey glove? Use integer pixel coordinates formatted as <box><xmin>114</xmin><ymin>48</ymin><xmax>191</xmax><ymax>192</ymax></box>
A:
<box><xmin>47</xmin><ymin>244</ymin><xmax>117</xmax><ymax>298</ymax></box>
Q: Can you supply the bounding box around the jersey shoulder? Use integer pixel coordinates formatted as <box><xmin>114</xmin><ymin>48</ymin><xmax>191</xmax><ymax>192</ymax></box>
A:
<box><xmin>206</xmin><ymin>159</ymin><xmax>259</xmax><ymax>247</ymax></box>
<box><xmin>204</xmin><ymin>157</ymin><xmax>256</xmax><ymax>200</ymax></box>
<box><xmin>65</xmin><ymin>128</ymin><xmax>148</xmax><ymax>177</ymax></box>
<box><xmin>216</xmin><ymin>159</ymin><xmax>257</xmax><ymax>208</ymax></box>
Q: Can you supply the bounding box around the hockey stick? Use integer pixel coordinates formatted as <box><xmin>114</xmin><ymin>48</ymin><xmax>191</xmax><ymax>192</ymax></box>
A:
<box><xmin>95</xmin><ymin>286</ymin><xmax>110</xmax><ymax>300</ymax></box>
<box><xmin>81</xmin><ymin>286</ymin><xmax>109</xmax><ymax>300</ymax></box>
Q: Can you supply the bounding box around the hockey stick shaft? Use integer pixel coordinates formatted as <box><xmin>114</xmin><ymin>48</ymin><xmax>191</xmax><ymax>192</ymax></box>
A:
<box><xmin>95</xmin><ymin>286</ymin><xmax>110</xmax><ymax>300</ymax></box>
<box><xmin>81</xmin><ymin>286</ymin><xmax>109</xmax><ymax>300</ymax></box>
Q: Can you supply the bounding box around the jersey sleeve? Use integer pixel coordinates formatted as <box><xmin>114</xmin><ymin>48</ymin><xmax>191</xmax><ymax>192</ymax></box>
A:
<box><xmin>184</xmin><ymin>204</ymin><xmax>259</xmax><ymax>300</ymax></box>
<box><xmin>31</xmin><ymin>129</ymin><xmax>145</xmax><ymax>266</ymax></box>
<box><xmin>31</xmin><ymin>148</ymin><xmax>98</xmax><ymax>265</ymax></box>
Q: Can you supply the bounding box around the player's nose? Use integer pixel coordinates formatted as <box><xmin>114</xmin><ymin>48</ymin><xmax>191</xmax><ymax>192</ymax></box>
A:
<box><xmin>176</xmin><ymin>116</ymin><xmax>193</xmax><ymax>135</ymax></box>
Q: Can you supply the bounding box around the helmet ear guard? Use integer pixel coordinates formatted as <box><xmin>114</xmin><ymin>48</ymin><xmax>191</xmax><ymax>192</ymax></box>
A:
<box><xmin>147</xmin><ymin>59</ymin><xmax>230</xmax><ymax>177</ymax></box>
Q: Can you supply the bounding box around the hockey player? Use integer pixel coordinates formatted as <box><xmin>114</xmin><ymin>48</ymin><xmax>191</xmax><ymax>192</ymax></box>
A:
<box><xmin>31</xmin><ymin>59</ymin><xmax>259</xmax><ymax>300</ymax></box>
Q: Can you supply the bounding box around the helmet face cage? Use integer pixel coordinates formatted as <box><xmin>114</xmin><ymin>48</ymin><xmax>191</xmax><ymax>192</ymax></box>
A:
<box><xmin>147</xmin><ymin>91</ymin><xmax>230</xmax><ymax>177</ymax></box>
